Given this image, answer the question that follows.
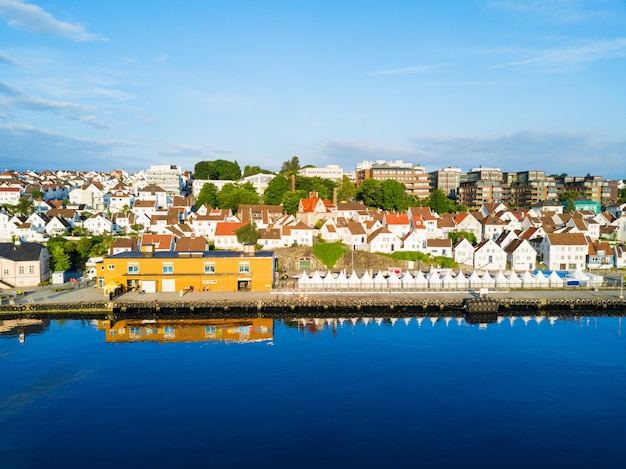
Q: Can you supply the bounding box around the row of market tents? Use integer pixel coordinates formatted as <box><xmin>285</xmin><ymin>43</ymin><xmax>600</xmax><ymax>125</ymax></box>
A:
<box><xmin>296</xmin><ymin>268</ymin><xmax>603</xmax><ymax>291</ymax></box>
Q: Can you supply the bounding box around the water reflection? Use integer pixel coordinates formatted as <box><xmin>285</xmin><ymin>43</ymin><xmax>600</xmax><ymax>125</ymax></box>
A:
<box><xmin>97</xmin><ymin>318</ymin><xmax>273</xmax><ymax>343</ymax></box>
<box><xmin>0</xmin><ymin>319</ymin><xmax>50</xmax><ymax>343</ymax></box>
<box><xmin>282</xmin><ymin>314</ymin><xmax>614</xmax><ymax>334</ymax></box>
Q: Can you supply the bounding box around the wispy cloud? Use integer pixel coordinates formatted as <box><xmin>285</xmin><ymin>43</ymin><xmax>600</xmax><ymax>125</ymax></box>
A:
<box><xmin>324</xmin><ymin>131</ymin><xmax>626</xmax><ymax>179</ymax></box>
<box><xmin>0</xmin><ymin>80</ymin><xmax>107</xmax><ymax>128</ymax></box>
<box><xmin>157</xmin><ymin>143</ymin><xmax>234</xmax><ymax>159</ymax></box>
<box><xmin>0</xmin><ymin>51</ymin><xmax>20</xmax><ymax>66</ymax></box>
<box><xmin>369</xmin><ymin>65</ymin><xmax>440</xmax><ymax>76</ymax></box>
<box><xmin>486</xmin><ymin>0</ymin><xmax>617</xmax><ymax>23</ymax></box>
<box><xmin>410</xmin><ymin>131</ymin><xmax>626</xmax><ymax>177</ymax></box>
<box><xmin>0</xmin><ymin>0</ymin><xmax>106</xmax><ymax>42</ymax></box>
<box><xmin>492</xmin><ymin>38</ymin><xmax>626</xmax><ymax>68</ymax></box>
<box><xmin>0</xmin><ymin>124</ymin><xmax>139</xmax><ymax>170</ymax></box>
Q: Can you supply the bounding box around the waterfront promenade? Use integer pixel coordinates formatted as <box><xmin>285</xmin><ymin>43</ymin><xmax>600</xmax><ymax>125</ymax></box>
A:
<box><xmin>1</xmin><ymin>281</ymin><xmax>625</xmax><ymax>319</ymax></box>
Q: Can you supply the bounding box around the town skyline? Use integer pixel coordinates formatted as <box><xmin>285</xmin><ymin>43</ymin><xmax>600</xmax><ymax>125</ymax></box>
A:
<box><xmin>1</xmin><ymin>1</ymin><xmax>625</xmax><ymax>177</ymax></box>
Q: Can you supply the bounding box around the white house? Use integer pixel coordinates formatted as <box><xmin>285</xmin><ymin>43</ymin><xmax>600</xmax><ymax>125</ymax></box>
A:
<box><xmin>453</xmin><ymin>238</ymin><xmax>474</xmax><ymax>268</ymax></box>
<box><xmin>365</xmin><ymin>227</ymin><xmax>399</xmax><ymax>254</ymax></box>
<box><xmin>504</xmin><ymin>238</ymin><xmax>537</xmax><ymax>272</ymax></box>
<box><xmin>539</xmin><ymin>232</ymin><xmax>588</xmax><ymax>271</ymax></box>
<box><xmin>473</xmin><ymin>239</ymin><xmax>507</xmax><ymax>272</ymax></box>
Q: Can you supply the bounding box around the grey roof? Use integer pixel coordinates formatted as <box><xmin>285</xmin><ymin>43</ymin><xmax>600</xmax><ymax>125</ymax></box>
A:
<box><xmin>109</xmin><ymin>250</ymin><xmax>274</xmax><ymax>260</ymax></box>
<box><xmin>0</xmin><ymin>242</ymin><xmax>46</xmax><ymax>262</ymax></box>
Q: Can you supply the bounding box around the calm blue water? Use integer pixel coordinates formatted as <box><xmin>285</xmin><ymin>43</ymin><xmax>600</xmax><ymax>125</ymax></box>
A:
<box><xmin>1</xmin><ymin>315</ymin><xmax>626</xmax><ymax>469</ymax></box>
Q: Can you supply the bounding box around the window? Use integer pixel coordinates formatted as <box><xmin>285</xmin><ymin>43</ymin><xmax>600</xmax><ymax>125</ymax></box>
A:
<box><xmin>18</xmin><ymin>266</ymin><xmax>24</xmax><ymax>275</ymax></box>
<box><xmin>127</xmin><ymin>264</ymin><xmax>139</xmax><ymax>274</ymax></box>
<box><xmin>29</xmin><ymin>265</ymin><xmax>35</xmax><ymax>274</ymax></box>
<box><xmin>3</xmin><ymin>268</ymin><xmax>9</xmax><ymax>275</ymax></box>
<box><xmin>239</xmin><ymin>264</ymin><xmax>250</xmax><ymax>274</ymax></box>
<box><xmin>108</xmin><ymin>264</ymin><xmax>115</xmax><ymax>270</ymax></box>
<box><xmin>162</xmin><ymin>265</ymin><xmax>173</xmax><ymax>274</ymax></box>
<box><xmin>204</xmin><ymin>264</ymin><xmax>215</xmax><ymax>274</ymax></box>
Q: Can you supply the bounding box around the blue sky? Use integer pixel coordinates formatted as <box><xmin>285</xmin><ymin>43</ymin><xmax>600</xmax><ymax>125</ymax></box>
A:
<box><xmin>1</xmin><ymin>0</ymin><xmax>625</xmax><ymax>178</ymax></box>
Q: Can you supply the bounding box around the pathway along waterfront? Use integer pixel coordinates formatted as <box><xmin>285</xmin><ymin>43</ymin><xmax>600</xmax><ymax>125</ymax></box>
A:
<box><xmin>1</xmin><ymin>286</ymin><xmax>625</xmax><ymax>322</ymax></box>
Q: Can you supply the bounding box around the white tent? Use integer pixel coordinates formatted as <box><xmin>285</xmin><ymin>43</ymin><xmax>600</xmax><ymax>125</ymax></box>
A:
<box><xmin>335</xmin><ymin>270</ymin><xmax>349</xmax><ymax>290</ymax></box>
<box><xmin>481</xmin><ymin>272</ymin><xmax>496</xmax><ymax>288</ymax></box>
<box><xmin>508</xmin><ymin>271</ymin><xmax>522</xmax><ymax>288</ymax></box>
<box><xmin>310</xmin><ymin>270</ymin><xmax>324</xmax><ymax>289</ymax></box>
<box><xmin>534</xmin><ymin>270</ymin><xmax>550</xmax><ymax>287</ymax></box>
<box><xmin>387</xmin><ymin>271</ymin><xmax>401</xmax><ymax>290</ymax></box>
<box><xmin>455</xmin><ymin>271</ymin><xmax>469</xmax><ymax>290</ymax></box>
<box><xmin>413</xmin><ymin>271</ymin><xmax>428</xmax><ymax>289</ymax></box>
<box><xmin>401</xmin><ymin>273</ymin><xmax>417</xmax><ymax>290</ymax></box>
<box><xmin>520</xmin><ymin>270</ymin><xmax>536</xmax><ymax>288</ymax></box>
<box><xmin>298</xmin><ymin>270</ymin><xmax>309</xmax><ymax>290</ymax></box>
<box><xmin>360</xmin><ymin>270</ymin><xmax>374</xmax><ymax>290</ymax></box>
<box><xmin>427</xmin><ymin>271</ymin><xmax>442</xmax><ymax>290</ymax></box>
<box><xmin>441</xmin><ymin>270</ymin><xmax>456</xmax><ymax>290</ymax></box>
<box><xmin>547</xmin><ymin>270</ymin><xmax>564</xmax><ymax>288</ymax></box>
<box><xmin>494</xmin><ymin>270</ymin><xmax>509</xmax><ymax>289</ymax></box>
<box><xmin>468</xmin><ymin>271</ymin><xmax>482</xmax><ymax>289</ymax></box>
<box><xmin>348</xmin><ymin>270</ymin><xmax>361</xmax><ymax>289</ymax></box>
<box><xmin>323</xmin><ymin>270</ymin><xmax>335</xmax><ymax>289</ymax></box>
<box><xmin>374</xmin><ymin>270</ymin><xmax>388</xmax><ymax>290</ymax></box>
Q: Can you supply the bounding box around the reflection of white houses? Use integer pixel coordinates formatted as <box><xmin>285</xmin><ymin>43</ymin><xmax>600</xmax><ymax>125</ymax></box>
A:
<box><xmin>539</xmin><ymin>232</ymin><xmax>588</xmax><ymax>271</ymax></box>
<box><xmin>473</xmin><ymin>239</ymin><xmax>507</xmax><ymax>271</ymax></box>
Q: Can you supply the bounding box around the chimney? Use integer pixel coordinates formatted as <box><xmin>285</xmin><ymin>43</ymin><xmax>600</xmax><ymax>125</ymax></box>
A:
<box><xmin>291</xmin><ymin>174</ymin><xmax>296</xmax><ymax>192</ymax></box>
<box><xmin>333</xmin><ymin>187</ymin><xmax>338</xmax><ymax>207</ymax></box>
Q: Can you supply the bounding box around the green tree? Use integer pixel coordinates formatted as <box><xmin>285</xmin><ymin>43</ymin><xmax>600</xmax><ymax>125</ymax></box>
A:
<box><xmin>217</xmin><ymin>183</ymin><xmax>260</xmax><ymax>211</ymax></box>
<box><xmin>14</xmin><ymin>197</ymin><xmax>34</xmax><ymax>216</ymax></box>
<box><xmin>242</xmin><ymin>165</ymin><xmax>272</xmax><ymax>178</ymax></box>
<box><xmin>235</xmin><ymin>223</ymin><xmax>260</xmax><ymax>245</ymax></box>
<box><xmin>263</xmin><ymin>174</ymin><xmax>291</xmax><ymax>205</ymax></box>
<box><xmin>130</xmin><ymin>223</ymin><xmax>144</xmax><ymax>237</ymax></box>
<box><xmin>282</xmin><ymin>190</ymin><xmax>307</xmax><ymax>215</ymax></box>
<box><xmin>280</xmin><ymin>156</ymin><xmax>301</xmax><ymax>174</ymax></box>
<box><xmin>381</xmin><ymin>179</ymin><xmax>407</xmax><ymax>211</ymax></box>
<box><xmin>49</xmin><ymin>243</ymin><xmax>71</xmax><ymax>272</ymax></box>
<box><xmin>195</xmin><ymin>182</ymin><xmax>218</xmax><ymax>208</ymax></box>
<box><xmin>448</xmin><ymin>231</ymin><xmax>477</xmax><ymax>246</ymax></box>
<box><xmin>193</xmin><ymin>159</ymin><xmax>241</xmax><ymax>180</ymax></box>
<box><xmin>356</xmin><ymin>179</ymin><xmax>383</xmax><ymax>208</ymax></box>
<box><xmin>428</xmin><ymin>189</ymin><xmax>455</xmax><ymax>214</ymax></box>
<box><xmin>296</xmin><ymin>176</ymin><xmax>335</xmax><ymax>201</ymax></box>
<box><xmin>337</xmin><ymin>175</ymin><xmax>356</xmax><ymax>202</ymax></box>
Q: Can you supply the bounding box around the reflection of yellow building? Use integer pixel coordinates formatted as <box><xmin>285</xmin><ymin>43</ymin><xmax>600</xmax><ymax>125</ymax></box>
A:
<box><xmin>97</xmin><ymin>248</ymin><xmax>276</xmax><ymax>294</ymax></box>
<box><xmin>97</xmin><ymin>318</ymin><xmax>274</xmax><ymax>343</ymax></box>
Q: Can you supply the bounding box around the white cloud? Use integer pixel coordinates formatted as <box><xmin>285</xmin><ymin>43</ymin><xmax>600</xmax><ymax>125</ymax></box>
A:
<box><xmin>486</xmin><ymin>0</ymin><xmax>619</xmax><ymax>23</ymax></box>
<box><xmin>0</xmin><ymin>51</ymin><xmax>20</xmax><ymax>66</ymax></box>
<box><xmin>323</xmin><ymin>131</ymin><xmax>626</xmax><ymax>179</ymax></box>
<box><xmin>369</xmin><ymin>65</ymin><xmax>440</xmax><ymax>76</ymax></box>
<box><xmin>0</xmin><ymin>124</ymin><xmax>129</xmax><ymax>170</ymax></box>
<box><xmin>492</xmin><ymin>38</ymin><xmax>626</xmax><ymax>68</ymax></box>
<box><xmin>0</xmin><ymin>80</ymin><xmax>107</xmax><ymax>128</ymax></box>
<box><xmin>0</xmin><ymin>0</ymin><xmax>106</xmax><ymax>42</ymax></box>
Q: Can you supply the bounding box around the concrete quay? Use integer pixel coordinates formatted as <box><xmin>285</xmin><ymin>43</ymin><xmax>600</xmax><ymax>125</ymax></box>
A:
<box><xmin>0</xmin><ymin>283</ymin><xmax>625</xmax><ymax>320</ymax></box>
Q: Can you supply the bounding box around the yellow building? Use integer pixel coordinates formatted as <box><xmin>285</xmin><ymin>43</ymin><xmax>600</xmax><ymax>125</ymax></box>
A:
<box><xmin>97</xmin><ymin>247</ymin><xmax>276</xmax><ymax>294</ymax></box>
<box><xmin>97</xmin><ymin>318</ymin><xmax>274</xmax><ymax>344</ymax></box>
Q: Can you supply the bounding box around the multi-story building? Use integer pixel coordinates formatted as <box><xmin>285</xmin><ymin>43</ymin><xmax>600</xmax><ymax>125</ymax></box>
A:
<box><xmin>507</xmin><ymin>171</ymin><xmax>559</xmax><ymax>208</ymax></box>
<box><xmin>429</xmin><ymin>167</ymin><xmax>462</xmax><ymax>200</ymax></box>
<box><xmin>146</xmin><ymin>164</ymin><xmax>183</xmax><ymax>197</ymax></box>
<box><xmin>98</xmin><ymin>246</ymin><xmax>276</xmax><ymax>293</ymax></box>
<box><xmin>298</xmin><ymin>164</ymin><xmax>343</xmax><ymax>181</ymax></box>
<box><xmin>356</xmin><ymin>160</ymin><xmax>430</xmax><ymax>199</ymax></box>
<box><xmin>457</xmin><ymin>167</ymin><xmax>508</xmax><ymax>208</ymax></box>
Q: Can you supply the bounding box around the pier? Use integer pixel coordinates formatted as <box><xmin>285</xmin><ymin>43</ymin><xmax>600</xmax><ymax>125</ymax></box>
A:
<box><xmin>1</xmin><ymin>285</ymin><xmax>625</xmax><ymax>321</ymax></box>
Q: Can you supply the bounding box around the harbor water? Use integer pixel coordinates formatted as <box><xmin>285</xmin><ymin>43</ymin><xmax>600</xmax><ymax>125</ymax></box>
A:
<box><xmin>1</xmin><ymin>313</ymin><xmax>626</xmax><ymax>468</ymax></box>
